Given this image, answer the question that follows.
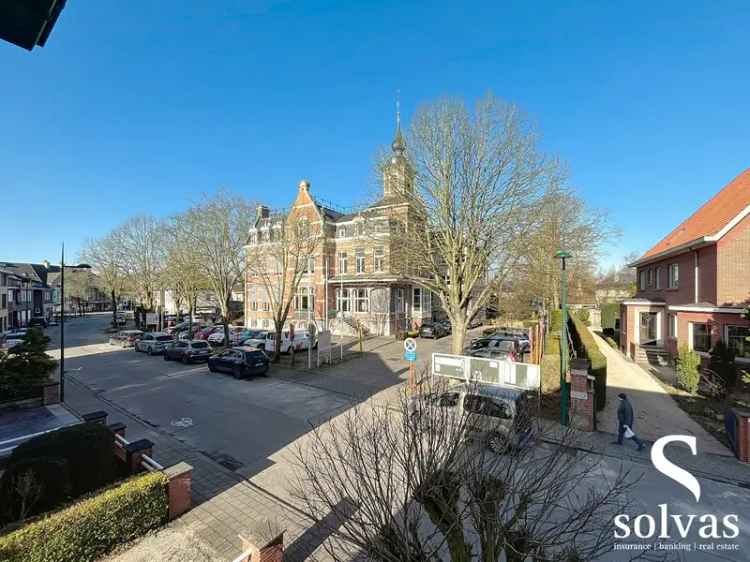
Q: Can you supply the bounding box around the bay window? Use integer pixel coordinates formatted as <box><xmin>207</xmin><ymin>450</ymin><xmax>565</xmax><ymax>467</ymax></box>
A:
<box><xmin>336</xmin><ymin>288</ymin><xmax>351</xmax><ymax>312</ymax></box>
<box><xmin>726</xmin><ymin>325</ymin><xmax>750</xmax><ymax>358</ymax></box>
<box><xmin>355</xmin><ymin>289</ymin><xmax>369</xmax><ymax>312</ymax></box>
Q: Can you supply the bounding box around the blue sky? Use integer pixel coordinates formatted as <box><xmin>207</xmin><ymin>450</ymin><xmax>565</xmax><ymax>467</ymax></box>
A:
<box><xmin>2</xmin><ymin>1</ymin><xmax>749</xmax><ymax>269</ymax></box>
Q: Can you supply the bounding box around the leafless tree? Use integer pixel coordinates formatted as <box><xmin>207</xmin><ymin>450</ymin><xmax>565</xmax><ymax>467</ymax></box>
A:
<box><xmin>291</xmin><ymin>380</ymin><xmax>653</xmax><ymax>562</ymax></box>
<box><xmin>389</xmin><ymin>95</ymin><xmax>563</xmax><ymax>353</ymax></box>
<box><xmin>80</xmin><ymin>232</ymin><xmax>130</xmax><ymax>327</ymax></box>
<box><xmin>246</xmin><ymin>212</ymin><xmax>319</xmax><ymax>362</ymax></box>
<box><xmin>12</xmin><ymin>470</ymin><xmax>41</xmax><ymax>523</ymax></box>
<box><xmin>178</xmin><ymin>190</ymin><xmax>255</xmax><ymax>345</ymax></box>
<box><xmin>116</xmin><ymin>215</ymin><xmax>167</xmax><ymax>316</ymax></box>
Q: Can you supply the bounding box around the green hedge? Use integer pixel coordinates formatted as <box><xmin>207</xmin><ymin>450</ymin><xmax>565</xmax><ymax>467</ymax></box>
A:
<box><xmin>0</xmin><ymin>471</ymin><xmax>169</xmax><ymax>562</ymax></box>
<box><xmin>569</xmin><ymin>314</ymin><xmax>608</xmax><ymax>411</ymax></box>
<box><xmin>541</xmin><ymin>334</ymin><xmax>562</xmax><ymax>393</ymax></box>
<box><xmin>549</xmin><ymin>309</ymin><xmax>562</xmax><ymax>333</ymax></box>
<box><xmin>600</xmin><ymin>303</ymin><xmax>620</xmax><ymax>332</ymax></box>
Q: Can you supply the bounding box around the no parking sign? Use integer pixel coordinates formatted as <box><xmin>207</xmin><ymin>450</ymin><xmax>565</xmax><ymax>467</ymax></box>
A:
<box><xmin>403</xmin><ymin>337</ymin><xmax>417</xmax><ymax>362</ymax></box>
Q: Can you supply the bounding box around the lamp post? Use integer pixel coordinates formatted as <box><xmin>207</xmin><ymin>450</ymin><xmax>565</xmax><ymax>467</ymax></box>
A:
<box><xmin>555</xmin><ymin>250</ymin><xmax>571</xmax><ymax>426</ymax></box>
<box><xmin>60</xmin><ymin>243</ymin><xmax>65</xmax><ymax>402</ymax></box>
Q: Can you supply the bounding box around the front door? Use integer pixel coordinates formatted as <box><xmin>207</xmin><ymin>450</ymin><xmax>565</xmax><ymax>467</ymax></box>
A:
<box><xmin>639</xmin><ymin>312</ymin><xmax>657</xmax><ymax>345</ymax></box>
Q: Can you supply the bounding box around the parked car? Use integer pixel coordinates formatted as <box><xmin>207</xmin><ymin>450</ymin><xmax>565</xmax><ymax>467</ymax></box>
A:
<box><xmin>207</xmin><ymin>327</ymin><xmax>244</xmax><ymax>346</ymax></box>
<box><xmin>135</xmin><ymin>332</ymin><xmax>174</xmax><ymax>355</ymax></box>
<box><xmin>470</xmin><ymin>338</ymin><xmax>518</xmax><ymax>361</ymax></box>
<box><xmin>437</xmin><ymin>320</ymin><xmax>452</xmax><ymax>334</ymax></box>
<box><xmin>1</xmin><ymin>331</ymin><xmax>27</xmax><ymax>349</ymax></box>
<box><xmin>410</xmin><ymin>383</ymin><xmax>532</xmax><ymax>453</ymax></box>
<box><xmin>236</xmin><ymin>330</ymin><xmax>269</xmax><ymax>347</ymax></box>
<box><xmin>208</xmin><ymin>346</ymin><xmax>270</xmax><ymax>378</ymax></box>
<box><xmin>196</xmin><ymin>325</ymin><xmax>224</xmax><ymax>340</ymax></box>
<box><xmin>109</xmin><ymin>330</ymin><xmax>143</xmax><ymax>348</ymax></box>
<box><xmin>242</xmin><ymin>330</ymin><xmax>311</xmax><ymax>353</ymax></box>
<box><xmin>163</xmin><ymin>340</ymin><xmax>212</xmax><ymax>363</ymax></box>
<box><xmin>419</xmin><ymin>322</ymin><xmax>447</xmax><ymax>339</ymax></box>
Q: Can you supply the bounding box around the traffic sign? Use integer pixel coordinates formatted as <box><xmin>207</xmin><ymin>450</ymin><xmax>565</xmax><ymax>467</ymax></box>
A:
<box><xmin>404</xmin><ymin>350</ymin><xmax>417</xmax><ymax>362</ymax></box>
<box><xmin>404</xmin><ymin>338</ymin><xmax>417</xmax><ymax>352</ymax></box>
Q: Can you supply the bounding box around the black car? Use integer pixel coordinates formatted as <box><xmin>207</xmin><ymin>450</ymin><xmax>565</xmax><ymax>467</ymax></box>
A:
<box><xmin>163</xmin><ymin>340</ymin><xmax>211</xmax><ymax>363</ymax></box>
<box><xmin>419</xmin><ymin>322</ymin><xmax>446</xmax><ymax>339</ymax></box>
<box><xmin>28</xmin><ymin>317</ymin><xmax>48</xmax><ymax>328</ymax></box>
<box><xmin>207</xmin><ymin>346</ymin><xmax>269</xmax><ymax>378</ymax></box>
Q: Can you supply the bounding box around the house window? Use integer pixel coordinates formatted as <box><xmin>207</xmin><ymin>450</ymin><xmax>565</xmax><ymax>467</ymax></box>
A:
<box><xmin>355</xmin><ymin>249</ymin><xmax>365</xmax><ymax>273</ymax></box>
<box><xmin>250</xmin><ymin>319</ymin><xmax>256</xmax><ymax>327</ymax></box>
<box><xmin>251</xmin><ymin>301</ymin><xmax>258</xmax><ymax>311</ymax></box>
<box><xmin>691</xmin><ymin>322</ymin><xmax>710</xmax><ymax>352</ymax></box>
<box><xmin>336</xmin><ymin>288</ymin><xmax>351</xmax><ymax>312</ymax></box>
<box><xmin>374</xmin><ymin>247</ymin><xmax>385</xmax><ymax>272</ymax></box>
<box><xmin>648</xmin><ymin>269</ymin><xmax>654</xmax><ymax>287</ymax></box>
<box><xmin>355</xmin><ymin>289</ymin><xmax>369</xmax><ymax>312</ymax></box>
<box><xmin>726</xmin><ymin>325</ymin><xmax>750</xmax><ymax>358</ymax></box>
<box><xmin>304</xmin><ymin>256</ymin><xmax>315</xmax><ymax>274</ymax></box>
<box><xmin>655</xmin><ymin>267</ymin><xmax>662</xmax><ymax>289</ymax></box>
<box><xmin>261</xmin><ymin>319</ymin><xmax>269</xmax><ymax>328</ymax></box>
<box><xmin>639</xmin><ymin>270</ymin><xmax>647</xmax><ymax>290</ymax></box>
<box><xmin>338</xmin><ymin>252</ymin><xmax>348</xmax><ymax>274</ymax></box>
<box><xmin>355</xmin><ymin>221</ymin><xmax>365</xmax><ymax>236</ymax></box>
<box><xmin>394</xmin><ymin>288</ymin><xmax>404</xmax><ymax>313</ymax></box>
<box><xmin>262</xmin><ymin>302</ymin><xmax>270</xmax><ymax>312</ymax></box>
<box><xmin>668</xmin><ymin>263</ymin><xmax>679</xmax><ymax>289</ymax></box>
<box><xmin>413</xmin><ymin>287</ymin><xmax>422</xmax><ymax>312</ymax></box>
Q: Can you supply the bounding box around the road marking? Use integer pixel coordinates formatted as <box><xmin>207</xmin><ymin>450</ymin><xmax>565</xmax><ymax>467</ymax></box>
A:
<box><xmin>166</xmin><ymin>366</ymin><xmax>207</xmax><ymax>378</ymax></box>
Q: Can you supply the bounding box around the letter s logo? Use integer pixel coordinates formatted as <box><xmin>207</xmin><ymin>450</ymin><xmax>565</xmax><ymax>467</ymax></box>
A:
<box><xmin>651</xmin><ymin>436</ymin><xmax>701</xmax><ymax>502</ymax></box>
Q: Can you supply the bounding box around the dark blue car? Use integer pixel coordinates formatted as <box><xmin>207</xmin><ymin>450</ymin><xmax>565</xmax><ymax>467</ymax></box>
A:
<box><xmin>207</xmin><ymin>346</ymin><xmax>269</xmax><ymax>378</ymax></box>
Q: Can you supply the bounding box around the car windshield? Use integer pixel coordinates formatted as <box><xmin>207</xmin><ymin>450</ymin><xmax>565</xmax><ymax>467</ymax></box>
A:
<box><xmin>191</xmin><ymin>342</ymin><xmax>209</xmax><ymax>349</ymax></box>
<box><xmin>246</xmin><ymin>351</ymin><xmax>265</xmax><ymax>360</ymax></box>
<box><xmin>495</xmin><ymin>340</ymin><xmax>515</xmax><ymax>351</ymax></box>
<box><xmin>156</xmin><ymin>335</ymin><xmax>173</xmax><ymax>341</ymax></box>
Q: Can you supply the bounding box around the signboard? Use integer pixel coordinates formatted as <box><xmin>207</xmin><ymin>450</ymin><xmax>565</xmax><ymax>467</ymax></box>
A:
<box><xmin>571</xmin><ymin>390</ymin><xmax>588</xmax><ymax>400</ymax></box>
<box><xmin>317</xmin><ymin>330</ymin><xmax>331</xmax><ymax>354</ymax></box>
<box><xmin>431</xmin><ymin>352</ymin><xmax>541</xmax><ymax>391</ymax></box>
<box><xmin>403</xmin><ymin>338</ymin><xmax>417</xmax><ymax>362</ymax></box>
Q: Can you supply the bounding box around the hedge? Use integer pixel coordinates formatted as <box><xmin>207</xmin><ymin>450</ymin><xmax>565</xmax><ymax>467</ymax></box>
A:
<box><xmin>6</xmin><ymin>423</ymin><xmax>117</xmax><ymax>499</ymax></box>
<box><xmin>541</xmin><ymin>334</ymin><xmax>562</xmax><ymax>393</ymax></box>
<box><xmin>600</xmin><ymin>303</ymin><xmax>620</xmax><ymax>332</ymax></box>
<box><xmin>569</xmin><ymin>314</ymin><xmax>608</xmax><ymax>411</ymax></box>
<box><xmin>0</xmin><ymin>471</ymin><xmax>169</xmax><ymax>562</ymax></box>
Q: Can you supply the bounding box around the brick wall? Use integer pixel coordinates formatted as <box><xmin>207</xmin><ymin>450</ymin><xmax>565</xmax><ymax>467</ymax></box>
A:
<box><xmin>717</xmin><ymin>214</ymin><xmax>750</xmax><ymax>306</ymax></box>
<box><xmin>635</xmin><ymin>246</ymin><xmax>716</xmax><ymax>306</ymax></box>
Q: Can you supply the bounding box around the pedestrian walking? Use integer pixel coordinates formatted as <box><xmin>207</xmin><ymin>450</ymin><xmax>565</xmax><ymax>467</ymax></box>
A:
<box><xmin>612</xmin><ymin>392</ymin><xmax>645</xmax><ymax>451</ymax></box>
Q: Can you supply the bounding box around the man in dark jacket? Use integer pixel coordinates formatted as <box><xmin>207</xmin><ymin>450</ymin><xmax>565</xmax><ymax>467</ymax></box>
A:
<box><xmin>613</xmin><ymin>392</ymin><xmax>645</xmax><ymax>451</ymax></box>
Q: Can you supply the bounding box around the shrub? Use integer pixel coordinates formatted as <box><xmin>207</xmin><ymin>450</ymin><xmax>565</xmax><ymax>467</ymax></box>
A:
<box><xmin>577</xmin><ymin>309</ymin><xmax>590</xmax><ymax>325</ymax></box>
<box><xmin>0</xmin><ymin>328</ymin><xmax>57</xmax><ymax>403</ymax></box>
<box><xmin>677</xmin><ymin>345</ymin><xmax>701</xmax><ymax>394</ymax></box>
<box><xmin>709</xmin><ymin>341</ymin><xmax>738</xmax><ymax>390</ymax></box>
<box><xmin>2</xmin><ymin>423</ymin><xmax>117</xmax><ymax>515</ymax></box>
<box><xmin>569</xmin><ymin>315</ymin><xmax>607</xmax><ymax>411</ymax></box>
<box><xmin>600</xmin><ymin>303</ymin><xmax>620</xmax><ymax>332</ymax></box>
<box><xmin>0</xmin><ymin>457</ymin><xmax>72</xmax><ymax>524</ymax></box>
<box><xmin>549</xmin><ymin>309</ymin><xmax>562</xmax><ymax>333</ymax></box>
<box><xmin>0</xmin><ymin>471</ymin><xmax>169</xmax><ymax>562</ymax></box>
<box><xmin>541</xmin><ymin>334</ymin><xmax>561</xmax><ymax>393</ymax></box>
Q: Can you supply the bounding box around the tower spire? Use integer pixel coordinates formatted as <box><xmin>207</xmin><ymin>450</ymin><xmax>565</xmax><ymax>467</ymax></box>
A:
<box><xmin>391</xmin><ymin>90</ymin><xmax>405</xmax><ymax>156</ymax></box>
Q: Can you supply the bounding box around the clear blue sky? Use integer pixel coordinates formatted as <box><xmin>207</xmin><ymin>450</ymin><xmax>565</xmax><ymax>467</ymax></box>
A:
<box><xmin>2</xmin><ymin>1</ymin><xmax>749</xmax><ymax>269</ymax></box>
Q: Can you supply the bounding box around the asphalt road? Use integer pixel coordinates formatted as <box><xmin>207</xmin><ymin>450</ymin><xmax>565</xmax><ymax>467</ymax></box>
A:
<box><xmin>46</xmin><ymin>314</ymin><xmax>750</xmax><ymax>560</ymax></box>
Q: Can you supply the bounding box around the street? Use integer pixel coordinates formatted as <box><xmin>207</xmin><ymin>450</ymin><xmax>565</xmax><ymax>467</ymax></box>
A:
<box><xmin>47</xmin><ymin>315</ymin><xmax>750</xmax><ymax>561</ymax></box>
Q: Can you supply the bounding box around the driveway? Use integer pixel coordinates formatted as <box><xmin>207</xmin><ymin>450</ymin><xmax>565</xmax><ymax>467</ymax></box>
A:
<box><xmin>590</xmin><ymin>328</ymin><xmax>730</xmax><ymax>456</ymax></box>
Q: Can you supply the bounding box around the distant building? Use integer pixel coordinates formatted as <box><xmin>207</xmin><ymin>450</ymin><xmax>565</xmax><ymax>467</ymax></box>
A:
<box><xmin>621</xmin><ymin>169</ymin><xmax>750</xmax><ymax>363</ymax></box>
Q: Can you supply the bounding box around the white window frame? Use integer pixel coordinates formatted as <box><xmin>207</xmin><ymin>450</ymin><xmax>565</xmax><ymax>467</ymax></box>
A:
<box><xmin>668</xmin><ymin>263</ymin><xmax>679</xmax><ymax>289</ymax></box>
<box><xmin>413</xmin><ymin>287</ymin><xmax>422</xmax><ymax>312</ymax></box>
<box><xmin>655</xmin><ymin>266</ymin><xmax>662</xmax><ymax>289</ymax></box>
<box><xmin>338</xmin><ymin>252</ymin><xmax>348</xmax><ymax>274</ymax></box>
<box><xmin>374</xmin><ymin>246</ymin><xmax>385</xmax><ymax>272</ymax></box>
<box><xmin>639</xmin><ymin>270</ymin><xmax>647</xmax><ymax>290</ymax></box>
<box><xmin>337</xmin><ymin>288</ymin><xmax>351</xmax><ymax>312</ymax></box>
<box><xmin>668</xmin><ymin>313</ymin><xmax>677</xmax><ymax>338</ymax></box>
<box><xmin>355</xmin><ymin>288</ymin><xmax>369</xmax><ymax>312</ymax></box>
<box><xmin>355</xmin><ymin>248</ymin><xmax>365</xmax><ymax>274</ymax></box>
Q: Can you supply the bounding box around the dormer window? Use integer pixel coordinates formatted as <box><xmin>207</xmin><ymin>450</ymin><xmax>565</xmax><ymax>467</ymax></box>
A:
<box><xmin>668</xmin><ymin>263</ymin><xmax>679</xmax><ymax>289</ymax></box>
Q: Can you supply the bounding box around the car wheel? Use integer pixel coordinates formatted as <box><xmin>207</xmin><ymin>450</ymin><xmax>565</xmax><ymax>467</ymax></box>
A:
<box><xmin>182</xmin><ymin>354</ymin><xmax>189</xmax><ymax>364</ymax></box>
<box><xmin>261</xmin><ymin>366</ymin><xmax>269</xmax><ymax>377</ymax></box>
<box><xmin>147</xmin><ymin>347</ymin><xmax>153</xmax><ymax>356</ymax></box>
<box><xmin>208</xmin><ymin>364</ymin><xmax>216</xmax><ymax>373</ymax></box>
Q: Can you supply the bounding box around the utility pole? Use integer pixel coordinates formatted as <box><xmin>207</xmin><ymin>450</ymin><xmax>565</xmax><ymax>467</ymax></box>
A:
<box><xmin>60</xmin><ymin>243</ymin><xmax>65</xmax><ymax>403</ymax></box>
<box><xmin>555</xmin><ymin>250</ymin><xmax>571</xmax><ymax>426</ymax></box>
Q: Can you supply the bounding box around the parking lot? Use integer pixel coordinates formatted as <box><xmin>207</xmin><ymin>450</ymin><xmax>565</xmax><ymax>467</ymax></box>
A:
<box><xmin>47</xmin><ymin>314</ymin><xmax>458</xmax><ymax>479</ymax></box>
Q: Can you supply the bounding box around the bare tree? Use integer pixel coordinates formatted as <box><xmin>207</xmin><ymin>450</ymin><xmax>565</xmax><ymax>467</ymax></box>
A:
<box><xmin>80</xmin><ymin>232</ymin><xmax>130</xmax><ymax>327</ymax></box>
<box><xmin>246</xmin><ymin>210</ymin><xmax>319</xmax><ymax>362</ymax></box>
<box><xmin>179</xmin><ymin>190</ymin><xmax>255</xmax><ymax>345</ymax></box>
<box><xmin>291</xmin><ymin>381</ymin><xmax>647</xmax><ymax>562</ymax></box>
<box><xmin>389</xmin><ymin>95</ymin><xmax>562</xmax><ymax>353</ymax></box>
<box><xmin>117</xmin><ymin>215</ymin><xmax>167</xmax><ymax>318</ymax></box>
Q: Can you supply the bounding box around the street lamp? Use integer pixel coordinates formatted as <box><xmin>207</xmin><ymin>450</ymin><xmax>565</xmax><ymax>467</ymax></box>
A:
<box><xmin>555</xmin><ymin>250</ymin><xmax>571</xmax><ymax>426</ymax></box>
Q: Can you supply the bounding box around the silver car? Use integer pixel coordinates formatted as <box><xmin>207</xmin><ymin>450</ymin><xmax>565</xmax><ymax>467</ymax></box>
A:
<box><xmin>135</xmin><ymin>332</ymin><xmax>174</xmax><ymax>355</ymax></box>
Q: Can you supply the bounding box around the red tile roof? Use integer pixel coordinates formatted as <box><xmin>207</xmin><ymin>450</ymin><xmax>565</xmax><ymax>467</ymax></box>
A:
<box><xmin>640</xmin><ymin>168</ymin><xmax>750</xmax><ymax>260</ymax></box>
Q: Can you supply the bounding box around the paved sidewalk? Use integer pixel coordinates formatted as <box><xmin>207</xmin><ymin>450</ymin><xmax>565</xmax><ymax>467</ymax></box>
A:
<box><xmin>589</xmin><ymin>328</ymin><xmax>730</xmax><ymax>457</ymax></box>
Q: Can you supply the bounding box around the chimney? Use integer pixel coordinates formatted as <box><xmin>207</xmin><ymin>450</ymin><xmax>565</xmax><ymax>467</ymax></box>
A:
<box><xmin>298</xmin><ymin>179</ymin><xmax>311</xmax><ymax>193</ymax></box>
<box><xmin>256</xmin><ymin>204</ymin><xmax>270</xmax><ymax>220</ymax></box>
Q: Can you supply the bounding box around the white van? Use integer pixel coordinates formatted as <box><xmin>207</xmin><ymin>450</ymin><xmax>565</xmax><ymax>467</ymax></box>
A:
<box><xmin>244</xmin><ymin>330</ymin><xmax>311</xmax><ymax>353</ymax></box>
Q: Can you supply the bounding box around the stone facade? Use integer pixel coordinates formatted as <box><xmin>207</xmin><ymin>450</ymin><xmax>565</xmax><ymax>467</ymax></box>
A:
<box><xmin>244</xmin><ymin>123</ymin><xmax>435</xmax><ymax>336</ymax></box>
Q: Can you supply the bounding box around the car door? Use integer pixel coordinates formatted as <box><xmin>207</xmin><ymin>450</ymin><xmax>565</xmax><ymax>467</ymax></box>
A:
<box><xmin>172</xmin><ymin>341</ymin><xmax>187</xmax><ymax>359</ymax></box>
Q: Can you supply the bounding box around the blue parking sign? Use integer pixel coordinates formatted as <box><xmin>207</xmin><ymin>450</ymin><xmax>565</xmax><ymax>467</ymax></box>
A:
<box><xmin>404</xmin><ymin>350</ymin><xmax>417</xmax><ymax>362</ymax></box>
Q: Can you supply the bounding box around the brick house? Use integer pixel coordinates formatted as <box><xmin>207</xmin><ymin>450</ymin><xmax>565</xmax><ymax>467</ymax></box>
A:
<box><xmin>621</xmin><ymin>168</ymin><xmax>750</xmax><ymax>364</ymax></box>
<box><xmin>245</xmin><ymin>122</ymin><xmax>435</xmax><ymax>336</ymax></box>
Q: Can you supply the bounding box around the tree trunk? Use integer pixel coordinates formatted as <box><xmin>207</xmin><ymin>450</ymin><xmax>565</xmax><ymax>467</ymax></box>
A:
<box><xmin>451</xmin><ymin>313</ymin><xmax>468</xmax><ymax>354</ymax></box>
<box><xmin>222</xmin><ymin>296</ymin><xmax>231</xmax><ymax>348</ymax></box>
<box><xmin>111</xmin><ymin>290</ymin><xmax>117</xmax><ymax>327</ymax></box>
<box><xmin>273</xmin><ymin>325</ymin><xmax>283</xmax><ymax>363</ymax></box>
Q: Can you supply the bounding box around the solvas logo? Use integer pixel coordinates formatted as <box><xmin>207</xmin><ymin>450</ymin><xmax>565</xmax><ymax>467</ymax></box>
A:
<box><xmin>614</xmin><ymin>436</ymin><xmax>740</xmax><ymax>540</ymax></box>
